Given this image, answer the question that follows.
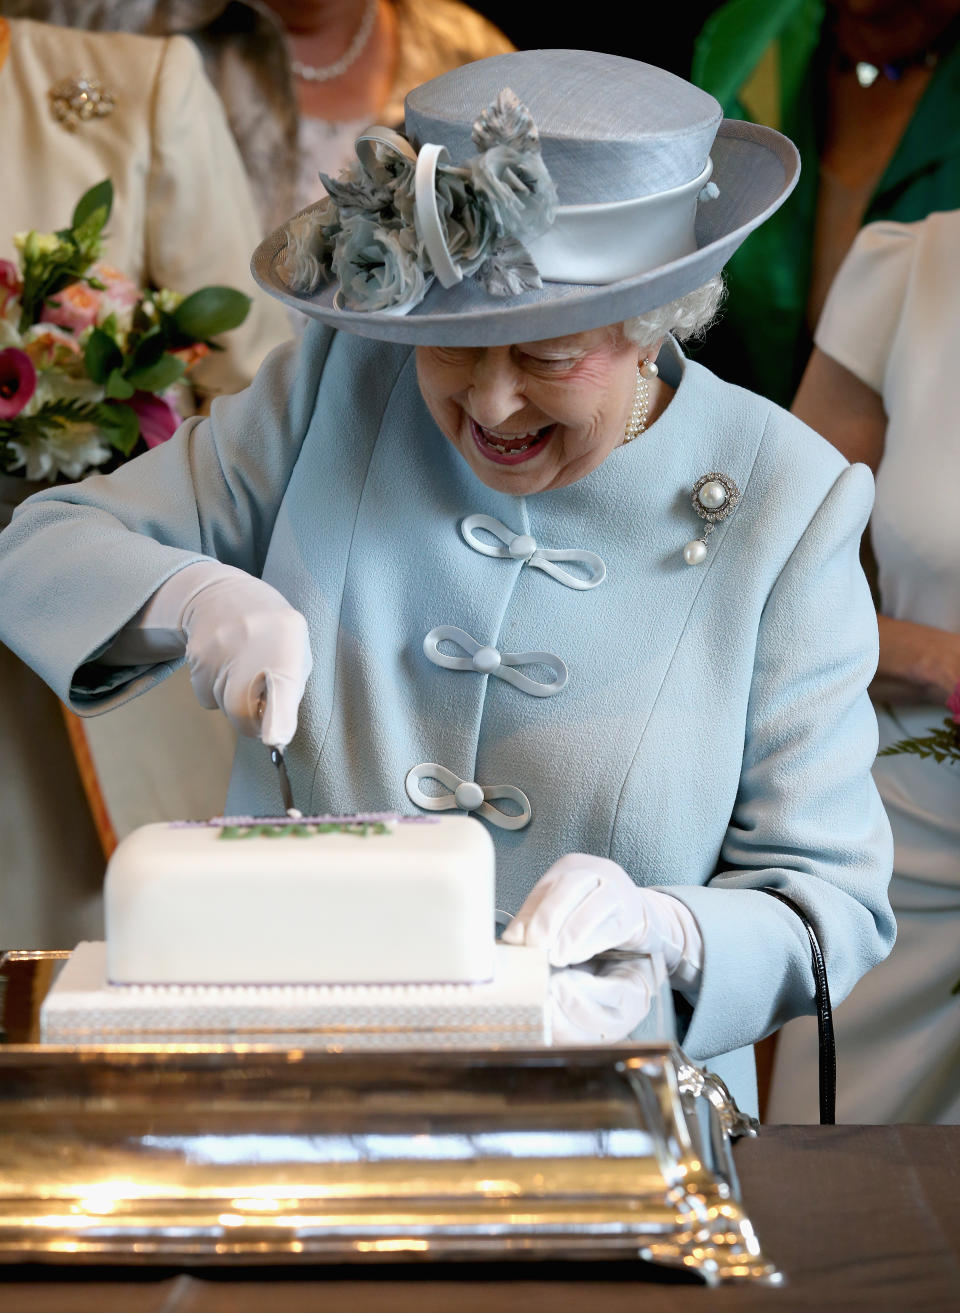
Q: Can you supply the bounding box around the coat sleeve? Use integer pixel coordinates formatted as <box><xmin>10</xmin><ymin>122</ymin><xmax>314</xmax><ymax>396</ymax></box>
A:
<box><xmin>663</xmin><ymin>461</ymin><xmax>895</xmax><ymax>1062</ymax></box>
<box><xmin>145</xmin><ymin>33</ymin><xmax>292</xmax><ymax>396</ymax></box>
<box><xmin>0</xmin><ymin>323</ymin><xmax>335</xmax><ymax>713</ymax></box>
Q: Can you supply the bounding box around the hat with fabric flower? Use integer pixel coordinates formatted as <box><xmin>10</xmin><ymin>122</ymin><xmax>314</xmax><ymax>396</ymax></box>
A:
<box><xmin>251</xmin><ymin>49</ymin><xmax>798</xmax><ymax>346</ymax></box>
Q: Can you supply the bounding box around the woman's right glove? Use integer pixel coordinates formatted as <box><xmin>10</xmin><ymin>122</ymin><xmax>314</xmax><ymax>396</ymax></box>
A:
<box><xmin>102</xmin><ymin>560</ymin><xmax>312</xmax><ymax>747</ymax></box>
<box><xmin>502</xmin><ymin>852</ymin><xmax>704</xmax><ymax>997</ymax></box>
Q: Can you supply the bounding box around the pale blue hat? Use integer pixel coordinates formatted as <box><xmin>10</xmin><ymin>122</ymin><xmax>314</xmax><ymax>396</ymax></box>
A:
<box><xmin>252</xmin><ymin>49</ymin><xmax>799</xmax><ymax>346</ymax></box>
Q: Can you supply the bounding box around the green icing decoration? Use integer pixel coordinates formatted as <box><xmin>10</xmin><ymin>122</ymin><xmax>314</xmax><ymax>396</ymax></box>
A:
<box><xmin>218</xmin><ymin>821</ymin><xmax>392</xmax><ymax>840</ymax></box>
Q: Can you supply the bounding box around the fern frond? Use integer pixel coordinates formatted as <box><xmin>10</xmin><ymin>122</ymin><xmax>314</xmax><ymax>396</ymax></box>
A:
<box><xmin>0</xmin><ymin>398</ymin><xmax>102</xmax><ymax>443</ymax></box>
<box><xmin>878</xmin><ymin>718</ymin><xmax>960</xmax><ymax>765</ymax></box>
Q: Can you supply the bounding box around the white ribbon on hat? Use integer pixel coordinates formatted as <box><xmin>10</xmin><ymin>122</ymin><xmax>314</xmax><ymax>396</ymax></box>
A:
<box><xmin>528</xmin><ymin>157</ymin><xmax>717</xmax><ymax>285</ymax></box>
<box><xmin>415</xmin><ymin>143</ymin><xmax>465</xmax><ymax>289</ymax></box>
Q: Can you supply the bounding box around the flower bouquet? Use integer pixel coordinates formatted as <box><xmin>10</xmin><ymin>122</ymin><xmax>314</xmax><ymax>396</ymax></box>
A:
<box><xmin>0</xmin><ymin>179</ymin><xmax>250</xmax><ymax>483</ymax></box>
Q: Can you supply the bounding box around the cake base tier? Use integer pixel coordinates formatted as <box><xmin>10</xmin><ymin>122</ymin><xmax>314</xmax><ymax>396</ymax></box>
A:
<box><xmin>41</xmin><ymin>941</ymin><xmax>550</xmax><ymax>1046</ymax></box>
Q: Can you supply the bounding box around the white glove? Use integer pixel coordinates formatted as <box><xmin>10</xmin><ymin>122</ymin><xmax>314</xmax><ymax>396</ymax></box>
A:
<box><xmin>502</xmin><ymin>853</ymin><xmax>704</xmax><ymax>995</ymax></box>
<box><xmin>548</xmin><ymin>957</ymin><xmax>656</xmax><ymax>1045</ymax></box>
<box><xmin>101</xmin><ymin>560</ymin><xmax>312</xmax><ymax>746</ymax></box>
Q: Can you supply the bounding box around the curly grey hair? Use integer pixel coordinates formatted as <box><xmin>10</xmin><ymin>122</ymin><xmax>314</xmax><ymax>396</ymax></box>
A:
<box><xmin>621</xmin><ymin>275</ymin><xmax>725</xmax><ymax>350</ymax></box>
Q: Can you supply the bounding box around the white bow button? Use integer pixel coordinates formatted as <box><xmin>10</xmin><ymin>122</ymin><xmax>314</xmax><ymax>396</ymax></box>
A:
<box><xmin>405</xmin><ymin>763</ymin><xmax>532</xmax><ymax>830</ymax></box>
<box><xmin>461</xmin><ymin>514</ymin><xmax>606</xmax><ymax>590</ymax></box>
<box><xmin>508</xmin><ymin>533</ymin><xmax>537</xmax><ymax>559</ymax></box>
<box><xmin>423</xmin><ymin>625</ymin><xmax>567</xmax><ymax>697</ymax></box>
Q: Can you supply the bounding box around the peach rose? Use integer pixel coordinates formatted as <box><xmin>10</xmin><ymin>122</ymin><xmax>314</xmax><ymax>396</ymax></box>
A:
<box><xmin>41</xmin><ymin>280</ymin><xmax>101</xmax><ymax>334</ymax></box>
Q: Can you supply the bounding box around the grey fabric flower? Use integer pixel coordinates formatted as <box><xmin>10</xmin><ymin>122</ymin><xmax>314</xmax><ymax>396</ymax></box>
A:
<box><xmin>319</xmin><ymin>160</ymin><xmax>394</xmax><ymax>222</ymax></box>
<box><xmin>471</xmin><ymin>88</ymin><xmax>541</xmax><ymax>154</ymax></box>
<box><xmin>278</xmin><ymin>202</ymin><xmax>339</xmax><ymax>294</ymax></box>
<box><xmin>468</xmin><ymin>146</ymin><xmax>557</xmax><ymax>240</ymax></box>
<box><xmin>333</xmin><ymin>217</ymin><xmax>428</xmax><ymax>312</ymax></box>
<box><xmin>389</xmin><ymin>161</ymin><xmax>418</xmax><ymax>232</ymax></box>
<box><xmin>480</xmin><ymin>236</ymin><xmax>542</xmax><ymax>296</ymax></box>
<box><xmin>433</xmin><ymin>167</ymin><xmax>497</xmax><ymax>277</ymax></box>
<box><xmin>279</xmin><ymin>88</ymin><xmax>556</xmax><ymax>311</ymax></box>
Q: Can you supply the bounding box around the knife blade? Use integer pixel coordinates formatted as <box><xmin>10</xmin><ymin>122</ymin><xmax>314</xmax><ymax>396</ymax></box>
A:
<box><xmin>269</xmin><ymin>744</ymin><xmax>302</xmax><ymax>819</ymax></box>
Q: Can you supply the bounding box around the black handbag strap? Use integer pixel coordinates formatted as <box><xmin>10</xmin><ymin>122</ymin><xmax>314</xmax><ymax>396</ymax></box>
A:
<box><xmin>763</xmin><ymin>888</ymin><xmax>836</xmax><ymax>1125</ymax></box>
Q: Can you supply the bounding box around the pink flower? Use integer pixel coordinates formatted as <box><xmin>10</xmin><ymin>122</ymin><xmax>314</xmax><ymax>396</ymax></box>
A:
<box><xmin>129</xmin><ymin>391</ymin><xmax>179</xmax><ymax>448</ymax></box>
<box><xmin>0</xmin><ymin>348</ymin><xmax>37</xmax><ymax>418</ymax></box>
<box><xmin>0</xmin><ymin>260</ymin><xmax>22</xmax><ymax>315</ymax></box>
<box><xmin>0</xmin><ymin>259</ymin><xmax>20</xmax><ymax>294</ymax></box>
<box><xmin>947</xmin><ymin>686</ymin><xmax>960</xmax><ymax>725</ymax></box>
<box><xmin>93</xmin><ymin>263</ymin><xmax>140</xmax><ymax>312</ymax></box>
<box><xmin>41</xmin><ymin>280</ymin><xmax>101</xmax><ymax>334</ymax></box>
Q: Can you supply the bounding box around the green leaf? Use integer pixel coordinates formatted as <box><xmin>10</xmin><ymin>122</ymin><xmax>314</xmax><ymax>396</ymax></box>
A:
<box><xmin>97</xmin><ymin>402</ymin><xmax>140</xmax><ymax>456</ymax></box>
<box><xmin>84</xmin><ymin>328</ymin><xmax>123</xmax><ymax>384</ymax></box>
<box><xmin>105</xmin><ymin>368</ymin><xmax>135</xmax><ymax>400</ymax></box>
<box><xmin>127</xmin><ymin>354</ymin><xmax>186</xmax><ymax>392</ymax></box>
<box><xmin>72</xmin><ymin>179</ymin><xmax>113</xmax><ymax>234</ymax></box>
<box><xmin>130</xmin><ymin>327</ymin><xmax>167</xmax><ymax>372</ymax></box>
<box><xmin>172</xmin><ymin>286</ymin><xmax>250</xmax><ymax>340</ymax></box>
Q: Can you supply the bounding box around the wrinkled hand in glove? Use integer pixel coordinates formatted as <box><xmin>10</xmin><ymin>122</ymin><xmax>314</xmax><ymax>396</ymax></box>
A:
<box><xmin>102</xmin><ymin>560</ymin><xmax>312</xmax><ymax>747</ymax></box>
<box><xmin>502</xmin><ymin>852</ymin><xmax>703</xmax><ymax>996</ymax></box>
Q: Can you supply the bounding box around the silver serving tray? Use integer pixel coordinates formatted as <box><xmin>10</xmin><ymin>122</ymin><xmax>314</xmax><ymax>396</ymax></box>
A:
<box><xmin>0</xmin><ymin>950</ymin><xmax>779</xmax><ymax>1285</ymax></box>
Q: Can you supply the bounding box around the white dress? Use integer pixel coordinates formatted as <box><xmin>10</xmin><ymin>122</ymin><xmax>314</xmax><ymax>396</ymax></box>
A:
<box><xmin>768</xmin><ymin>212</ymin><xmax>960</xmax><ymax>1124</ymax></box>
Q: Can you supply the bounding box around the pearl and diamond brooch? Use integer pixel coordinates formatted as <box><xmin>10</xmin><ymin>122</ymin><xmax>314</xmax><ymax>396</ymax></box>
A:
<box><xmin>682</xmin><ymin>471</ymin><xmax>741</xmax><ymax>565</ymax></box>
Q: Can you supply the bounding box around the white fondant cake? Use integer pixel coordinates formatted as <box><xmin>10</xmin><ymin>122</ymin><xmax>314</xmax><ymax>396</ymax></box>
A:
<box><xmin>105</xmin><ymin>814</ymin><xmax>497</xmax><ymax>986</ymax></box>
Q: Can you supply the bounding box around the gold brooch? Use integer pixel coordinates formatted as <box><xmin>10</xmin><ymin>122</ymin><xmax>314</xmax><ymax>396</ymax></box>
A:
<box><xmin>48</xmin><ymin>75</ymin><xmax>116</xmax><ymax>132</ymax></box>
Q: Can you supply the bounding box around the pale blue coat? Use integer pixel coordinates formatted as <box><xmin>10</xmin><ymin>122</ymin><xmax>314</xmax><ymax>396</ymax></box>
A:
<box><xmin>0</xmin><ymin>328</ymin><xmax>895</xmax><ymax>1113</ymax></box>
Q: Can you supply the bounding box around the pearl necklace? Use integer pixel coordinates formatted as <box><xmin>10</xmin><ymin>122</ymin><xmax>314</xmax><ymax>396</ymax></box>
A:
<box><xmin>622</xmin><ymin>365</ymin><xmax>651</xmax><ymax>443</ymax></box>
<box><xmin>289</xmin><ymin>0</ymin><xmax>378</xmax><ymax>84</ymax></box>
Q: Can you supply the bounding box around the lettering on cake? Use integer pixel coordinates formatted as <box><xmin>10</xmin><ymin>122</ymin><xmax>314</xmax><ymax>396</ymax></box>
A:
<box><xmin>170</xmin><ymin>813</ymin><xmax>439</xmax><ymax>830</ymax></box>
<box><xmin>218</xmin><ymin>820</ymin><xmax>393</xmax><ymax>840</ymax></box>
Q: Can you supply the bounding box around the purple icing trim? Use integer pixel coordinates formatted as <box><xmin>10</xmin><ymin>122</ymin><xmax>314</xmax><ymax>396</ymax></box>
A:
<box><xmin>169</xmin><ymin>813</ymin><xmax>440</xmax><ymax>829</ymax></box>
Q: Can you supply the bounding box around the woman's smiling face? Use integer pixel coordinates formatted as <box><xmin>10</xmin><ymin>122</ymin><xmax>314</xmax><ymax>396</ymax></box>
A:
<box><xmin>415</xmin><ymin>326</ymin><xmax>652</xmax><ymax>495</ymax></box>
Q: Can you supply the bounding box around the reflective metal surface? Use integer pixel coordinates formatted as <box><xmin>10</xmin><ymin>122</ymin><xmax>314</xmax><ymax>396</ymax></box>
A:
<box><xmin>0</xmin><ymin>950</ymin><xmax>779</xmax><ymax>1284</ymax></box>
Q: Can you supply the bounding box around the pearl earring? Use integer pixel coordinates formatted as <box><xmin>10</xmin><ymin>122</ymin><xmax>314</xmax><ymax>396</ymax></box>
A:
<box><xmin>639</xmin><ymin>357</ymin><xmax>659</xmax><ymax>380</ymax></box>
<box><xmin>683</xmin><ymin>472</ymin><xmax>740</xmax><ymax>565</ymax></box>
<box><xmin>623</xmin><ymin>365</ymin><xmax>651</xmax><ymax>443</ymax></box>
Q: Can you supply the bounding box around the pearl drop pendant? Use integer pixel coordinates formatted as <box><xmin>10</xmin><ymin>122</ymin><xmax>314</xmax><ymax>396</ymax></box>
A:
<box><xmin>683</xmin><ymin>471</ymin><xmax>741</xmax><ymax>566</ymax></box>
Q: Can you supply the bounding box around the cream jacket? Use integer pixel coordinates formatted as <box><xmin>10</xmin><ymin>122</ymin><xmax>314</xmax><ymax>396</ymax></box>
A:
<box><xmin>0</xmin><ymin>17</ymin><xmax>291</xmax><ymax>396</ymax></box>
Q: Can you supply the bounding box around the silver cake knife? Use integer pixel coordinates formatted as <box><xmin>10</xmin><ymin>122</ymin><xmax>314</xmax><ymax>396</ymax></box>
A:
<box><xmin>257</xmin><ymin>689</ymin><xmax>303</xmax><ymax>819</ymax></box>
<box><xmin>269</xmin><ymin>744</ymin><xmax>302</xmax><ymax>819</ymax></box>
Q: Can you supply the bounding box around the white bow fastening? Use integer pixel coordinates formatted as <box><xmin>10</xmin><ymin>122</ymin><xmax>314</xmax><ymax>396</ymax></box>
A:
<box><xmin>423</xmin><ymin>625</ymin><xmax>567</xmax><ymax>697</ymax></box>
<box><xmin>405</xmin><ymin>763</ymin><xmax>532</xmax><ymax>831</ymax></box>
<box><xmin>460</xmin><ymin>514</ymin><xmax>606</xmax><ymax>590</ymax></box>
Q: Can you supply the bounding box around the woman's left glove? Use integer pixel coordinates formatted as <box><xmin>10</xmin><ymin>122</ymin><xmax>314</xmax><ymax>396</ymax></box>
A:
<box><xmin>501</xmin><ymin>853</ymin><xmax>703</xmax><ymax>995</ymax></box>
<box><xmin>548</xmin><ymin>957</ymin><xmax>658</xmax><ymax>1044</ymax></box>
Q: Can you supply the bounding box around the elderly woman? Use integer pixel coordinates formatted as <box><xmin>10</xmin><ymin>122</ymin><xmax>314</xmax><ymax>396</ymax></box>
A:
<box><xmin>0</xmin><ymin>51</ymin><xmax>893</xmax><ymax>1115</ymax></box>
